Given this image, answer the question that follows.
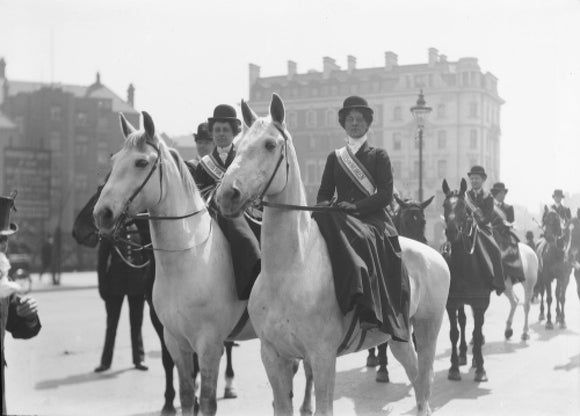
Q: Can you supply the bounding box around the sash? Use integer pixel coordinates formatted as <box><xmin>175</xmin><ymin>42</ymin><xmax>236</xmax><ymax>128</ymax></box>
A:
<box><xmin>335</xmin><ymin>146</ymin><xmax>376</xmax><ymax>197</ymax></box>
<box><xmin>199</xmin><ymin>154</ymin><xmax>225</xmax><ymax>182</ymax></box>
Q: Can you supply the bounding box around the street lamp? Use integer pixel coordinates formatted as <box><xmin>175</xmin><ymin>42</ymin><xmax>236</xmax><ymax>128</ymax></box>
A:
<box><xmin>410</xmin><ymin>90</ymin><xmax>432</xmax><ymax>201</ymax></box>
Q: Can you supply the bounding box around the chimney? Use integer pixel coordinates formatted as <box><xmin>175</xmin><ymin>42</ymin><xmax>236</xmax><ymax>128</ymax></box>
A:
<box><xmin>0</xmin><ymin>58</ymin><xmax>5</xmax><ymax>79</ymax></box>
<box><xmin>95</xmin><ymin>72</ymin><xmax>101</xmax><ymax>85</ymax></box>
<box><xmin>127</xmin><ymin>83</ymin><xmax>135</xmax><ymax>107</ymax></box>
<box><xmin>384</xmin><ymin>51</ymin><xmax>398</xmax><ymax>70</ymax></box>
<box><xmin>249</xmin><ymin>63</ymin><xmax>261</xmax><ymax>86</ymax></box>
<box><xmin>323</xmin><ymin>57</ymin><xmax>340</xmax><ymax>79</ymax></box>
<box><xmin>439</xmin><ymin>54</ymin><xmax>448</xmax><ymax>64</ymax></box>
<box><xmin>287</xmin><ymin>60</ymin><xmax>297</xmax><ymax>79</ymax></box>
<box><xmin>347</xmin><ymin>55</ymin><xmax>356</xmax><ymax>74</ymax></box>
<box><xmin>428</xmin><ymin>47</ymin><xmax>439</xmax><ymax>66</ymax></box>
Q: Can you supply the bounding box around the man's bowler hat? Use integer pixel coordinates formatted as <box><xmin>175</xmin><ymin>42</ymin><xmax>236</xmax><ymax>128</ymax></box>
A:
<box><xmin>193</xmin><ymin>122</ymin><xmax>213</xmax><ymax>142</ymax></box>
<box><xmin>208</xmin><ymin>104</ymin><xmax>241</xmax><ymax>130</ymax></box>
<box><xmin>491</xmin><ymin>182</ymin><xmax>508</xmax><ymax>196</ymax></box>
<box><xmin>552</xmin><ymin>189</ymin><xmax>565</xmax><ymax>199</ymax></box>
<box><xmin>467</xmin><ymin>165</ymin><xmax>487</xmax><ymax>179</ymax></box>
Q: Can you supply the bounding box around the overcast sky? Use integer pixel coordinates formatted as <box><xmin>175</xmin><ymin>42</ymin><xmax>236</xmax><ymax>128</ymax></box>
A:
<box><xmin>1</xmin><ymin>0</ymin><xmax>579</xmax><ymax>212</ymax></box>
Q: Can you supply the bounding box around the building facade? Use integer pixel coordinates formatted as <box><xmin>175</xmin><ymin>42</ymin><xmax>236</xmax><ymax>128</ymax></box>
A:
<box><xmin>0</xmin><ymin>58</ymin><xmax>139</xmax><ymax>269</ymax></box>
<box><xmin>247</xmin><ymin>48</ymin><xmax>504</xmax><ymax>244</ymax></box>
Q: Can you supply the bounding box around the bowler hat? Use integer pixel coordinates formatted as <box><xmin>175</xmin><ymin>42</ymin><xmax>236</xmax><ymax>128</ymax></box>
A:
<box><xmin>552</xmin><ymin>189</ymin><xmax>565</xmax><ymax>199</ymax></box>
<box><xmin>491</xmin><ymin>182</ymin><xmax>508</xmax><ymax>196</ymax></box>
<box><xmin>467</xmin><ymin>165</ymin><xmax>487</xmax><ymax>179</ymax></box>
<box><xmin>208</xmin><ymin>104</ymin><xmax>241</xmax><ymax>130</ymax></box>
<box><xmin>338</xmin><ymin>96</ymin><xmax>374</xmax><ymax>127</ymax></box>
<box><xmin>0</xmin><ymin>195</ymin><xmax>18</xmax><ymax>236</ymax></box>
<box><xmin>193</xmin><ymin>122</ymin><xmax>212</xmax><ymax>142</ymax></box>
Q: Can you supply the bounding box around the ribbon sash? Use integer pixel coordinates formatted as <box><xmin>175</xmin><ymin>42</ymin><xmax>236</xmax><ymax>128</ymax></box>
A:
<box><xmin>199</xmin><ymin>154</ymin><xmax>225</xmax><ymax>182</ymax></box>
<box><xmin>335</xmin><ymin>146</ymin><xmax>376</xmax><ymax>197</ymax></box>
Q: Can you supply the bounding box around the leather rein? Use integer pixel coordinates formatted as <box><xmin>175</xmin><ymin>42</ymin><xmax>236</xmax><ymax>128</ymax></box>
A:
<box><xmin>443</xmin><ymin>193</ymin><xmax>478</xmax><ymax>256</ymax></box>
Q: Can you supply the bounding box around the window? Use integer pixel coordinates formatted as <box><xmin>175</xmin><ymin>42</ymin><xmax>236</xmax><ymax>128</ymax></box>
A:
<box><xmin>392</xmin><ymin>132</ymin><xmax>401</xmax><ymax>150</ymax></box>
<box><xmin>286</xmin><ymin>111</ymin><xmax>297</xmax><ymax>129</ymax></box>
<box><xmin>325</xmin><ymin>109</ymin><xmax>335</xmax><ymax>127</ymax></box>
<box><xmin>469</xmin><ymin>102</ymin><xmax>478</xmax><ymax>118</ymax></box>
<box><xmin>393</xmin><ymin>106</ymin><xmax>402</xmax><ymax>121</ymax></box>
<box><xmin>50</xmin><ymin>106</ymin><xmax>62</xmax><ymax>121</ymax></box>
<box><xmin>462</xmin><ymin>72</ymin><xmax>469</xmax><ymax>86</ymax></box>
<box><xmin>306</xmin><ymin>110</ymin><xmax>317</xmax><ymax>128</ymax></box>
<box><xmin>97</xmin><ymin>142</ymin><xmax>110</xmax><ymax>165</ymax></box>
<box><xmin>470</xmin><ymin>130</ymin><xmax>478</xmax><ymax>149</ymax></box>
<box><xmin>437</xmin><ymin>160</ymin><xmax>447</xmax><ymax>178</ymax></box>
<box><xmin>49</xmin><ymin>132</ymin><xmax>61</xmax><ymax>151</ymax></box>
<box><xmin>305</xmin><ymin>161</ymin><xmax>317</xmax><ymax>185</ymax></box>
<box><xmin>77</xmin><ymin>112</ymin><xmax>88</xmax><ymax>126</ymax></box>
<box><xmin>437</xmin><ymin>130</ymin><xmax>447</xmax><ymax>149</ymax></box>
<box><xmin>392</xmin><ymin>161</ymin><xmax>402</xmax><ymax>178</ymax></box>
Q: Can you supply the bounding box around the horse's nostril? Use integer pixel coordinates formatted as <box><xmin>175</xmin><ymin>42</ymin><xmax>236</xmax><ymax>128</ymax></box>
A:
<box><xmin>103</xmin><ymin>207</ymin><xmax>113</xmax><ymax>221</ymax></box>
<box><xmin>231</xmin><ymin>185</ymin><xmax>241</xmax><ymax>201</ymax></box>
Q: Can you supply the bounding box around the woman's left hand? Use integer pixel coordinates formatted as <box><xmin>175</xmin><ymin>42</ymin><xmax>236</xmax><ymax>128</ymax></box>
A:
<box><xmin>336</xmin><ymin>201</ymin><xmax>357</xmax><ymax>212</ymax></box>
<box><xmin>15</xmin><ymin>296</ymin><xmax>38</xmax><ymax>318</ymax></box>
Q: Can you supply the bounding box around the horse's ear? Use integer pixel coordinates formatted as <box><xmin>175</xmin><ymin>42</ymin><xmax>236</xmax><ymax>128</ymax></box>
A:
<box><xmin>241</xmin><ymin>99</ymin><xmax>258</xmax><ymax>127</ymax></box>
<box><xmin>394</xmin><ymin>194</ymin><xmax>408</xmax><ymax>209</ymax></box>
<box><xmin>460</xmin><ymin>178</ymin><xmax>467</xmax><ymax>194</ymax></box>
<box><xmin>142</xmin><ymin>111</ymin><xmax>156</xmax><ymax>140</ymax></box>
<box><xmin>119</xmin><ymin>113</ymin><xmax>136</xmax><ymax>139</ymax></box>
<box><xmin>442</xmin><ymin>179</ymin><xmax>450</xmax><ymax>196</ymax></box>
<box><xmin>270</xmin><ymin>93</ymin><xmax>285</xmax><ymax>125</ymax></box>
<box><xmin>421</xmin><ymin>195</ymin><xmax>435</xmax><ymax>210</ymax></box>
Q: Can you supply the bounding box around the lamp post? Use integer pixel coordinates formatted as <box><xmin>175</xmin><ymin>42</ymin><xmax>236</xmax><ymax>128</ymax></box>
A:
<box><xmin>410</xmin><ymin>90</ymin><xmax>432</xmax><ymax>201</ymax></box>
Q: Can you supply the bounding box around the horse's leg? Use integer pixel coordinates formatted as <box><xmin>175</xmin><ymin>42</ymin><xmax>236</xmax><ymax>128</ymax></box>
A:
<box><xmin>521</xmin><ymin>272</ymin><xmax>535</xmax><ymax>341</ymax></box>
<box><xmin>260</xmin><ymin>340</ymin><xmax>295</xmax><ymax>416</ymax></box>
<box><xmin>309</xmin><ymin>351</ymin><xmax>337</xmax><ymax>416</ymax></box>
<box><xmin>538</xmin><ymin>277</ymin><xmax>545</xmax><ymax>321</ymax></box>
<box><xmin>545</xmin><ymin>279</ymin><xmax>554</xmax><ymax>329</ymax></box>
<box><xmin>557</xmin><ymin>271</ymin><xmax>570</xmax><ymax>329</ymax></box>
<box><xmin>366</xmin><ymin>347</ymin><xmax>378</xmax><ymax>367</ymax></box>
<box><xmin>446</xmin><ymin>305</ymin><xmax>461</xmax><ymax>380</ymax></box>
<box><xmin>197</xmin><ymin>343</ymin><xmax>223</xmax><ymax>416</ymax></box>
<box><xmin>164</xmin><ymin>333</ymin><xmax>197</xmax><ymax>416</ymax></box>
<box><xmin>149</xmin><ymin>305</ymin><xmax>176</xmax><ymax>415</ymax></box>
<box><xmin>503</xmin><ymin>279</ymin><xmax>517</xmax><ymax>340</ymax></box>
<box><xmin>390</xmin><ymin>336</ymin><xmax>420</xmax><ymax>403</ymax></box>
<box><xmin>457</xmin><ymin>306</ymin><xmax>467</xmax><ymax>366</ymax></box>
<box><xmin>375</xmin><ymin>342</ymin><xmax>390</xmax><ymax>383</ymax></box>
<box><xmin>223</xmin><ymin>341</ymin><xmax>237</xmax><ymax>399</ymax></box>
<box><xmin>575</xmin><ymin>268</ymin><xmax>580</xmax><ymax>301</ymax></box>
<box><xmin>299</xmin><ymin>360</ymin><xmax>314</xmax><ymax>416</ymax></box>
<box><xmin>472</xmin><ymin>301</ymin><xmax>489</xmax><ymax>382</ymax></box>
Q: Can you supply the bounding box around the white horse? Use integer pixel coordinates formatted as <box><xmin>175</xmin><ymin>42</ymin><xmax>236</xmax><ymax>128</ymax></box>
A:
<box><xmin>216</xmin><ymin>94</ymin><xmax>450</xmax><ymax>416</ymax></box>
<box><xmin>93</xmin><ymin>112</ymin><xmax>313</xmax><ymax>416</ymax></box>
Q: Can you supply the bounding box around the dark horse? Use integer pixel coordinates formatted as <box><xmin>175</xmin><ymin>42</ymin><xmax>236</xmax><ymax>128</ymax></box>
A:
<box><xmin>536</xmin><ymin>206</ymin><xmax>573</xmax><ymax>330</ymax></box>
<box><xmin>570</xmin><ymin>209</ymin><xmax>580</xmax><ymax>302</ymax></box>
<box><xmin>73</xmin><ymin>185</ymin><xmax>238</xmax><ymax>415</ymax></box>
<box><xmin>365</xmin><ymin>194</ymin><xmax>434</xmax><ymax>383</ymax></box>
<box><xmin>441</xmin><ymin>179</ymin><xmax>492</xmax><ymax>382</ymax></box>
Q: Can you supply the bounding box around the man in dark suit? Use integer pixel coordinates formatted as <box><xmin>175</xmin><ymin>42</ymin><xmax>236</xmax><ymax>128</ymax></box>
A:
<box><xmin>550</xmin><ymin>189</ymin><xmax>572</xmax><ymax>224</ymax></box>
<box><xmin>490</xmin><ymin>182</ymin><xmax>525</xmax><ymax>283</ymax></box>
<box><xmin>466</xmin><ymin>166</ymin><xmax>505</xmax><ymax>294</ymax></box>
<box><xmin>95</xmin><ymin>221</ymin><xmax>148</xmax><ymax>372</ymax></box>
<box><xmin>186</xmin><ymin>122</ymin><xmax>215</xmax><ymax>172</ymax></box>
<box><xmin>193</xmin><ymin>104</ymin><xmax>260</xmax><ymax>300</ymax></box>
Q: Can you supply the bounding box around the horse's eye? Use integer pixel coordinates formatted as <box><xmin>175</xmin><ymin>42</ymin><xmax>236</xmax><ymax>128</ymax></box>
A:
<box><xmin>135</xmin><ymin>159</ymin><xmax>149</xmax><ymax>168</ymax></box>
<box><xmin>265</xmin><ymin>140</ymin><xmax>276</xmax><ymax>151</ymax></box>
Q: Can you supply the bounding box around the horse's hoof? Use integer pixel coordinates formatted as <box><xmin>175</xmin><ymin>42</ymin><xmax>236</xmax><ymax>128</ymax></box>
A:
<box><xmin>458</xmin><ymin>354</ymin><xmax>467</xmax><ymax>366</ymax></box>
<box><xmin>521</xmin><ymin>332</ymin><xmax>530</xmax><ymax>341</ymax></box>
<box><xmin>448</xmin><ymin>368</ymin><xmax>461</xmax><ymax>381</ymax></box>
<box><xmin>538</xmin><ymin>313</ymin><xmax>545</xmax><ymax>321</ymax></box>
<box><xmin>224</xmin><ymin>386</ymin><xmax>238</xmax><ymax>399</ymax></box>
<box><xmin>559</xmin><ymin>321</ymin><xmax>567</xmax><ymax>330</ymax></box>
<box><xmin>546</xmin><ymin>321</ymin><xmax>554</xmax><ymax>330</ymax></box>
<box><xmin>160</xmin><ymin>405</ymin><xmax>177</xmax><ymax>416</ymax></box>
<box><xmin>505</xmin><ymin>328</ymin><xmax>513</xmax><ymax>340</ymax></box>
<box><xmin>474</xmin><ymin>369</ymin><xmax>488</xmax><ymax>382</ymax></box>
<box><xmin>300</xmin><ymin>407</ymin><xmax>314</xmax><ymax>416</ymax></box>
<box><xmin>366</xmin><ymin>355</ymin><xmax>379</xmax><ymax>367</ymax></box>
<box><xmin>375</xmin><ymin>369</ymin><xmax>390</xmax><ymax>383</ymax></box>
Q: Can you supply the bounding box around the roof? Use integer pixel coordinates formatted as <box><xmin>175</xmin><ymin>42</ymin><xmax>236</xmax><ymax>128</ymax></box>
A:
<box><xmin>6</xmin><ymin>80</ymin><xmax>137</xmax><ymax>113</ymax></box>
<box><xmin>0</xmin><ymin>110</ymin><xmax>16</xmax><ymax>129</ymax></box>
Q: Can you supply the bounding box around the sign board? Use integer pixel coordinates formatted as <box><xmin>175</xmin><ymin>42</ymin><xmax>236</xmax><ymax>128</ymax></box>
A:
<box><xmin>3</xmin><ymin>147</ymin><xmax>51</xmax><ymax>219</ymax></box>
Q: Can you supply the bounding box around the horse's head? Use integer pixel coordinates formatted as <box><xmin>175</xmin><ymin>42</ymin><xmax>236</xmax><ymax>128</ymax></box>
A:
<box><xmin>394</xmin><ymin>194</ymin><xmax>433</xmax><ymax>242</ymax></box>
<box><xmin>93</xmin><ymin>111</ymin><xmax>165</xmax><ymax>235</ymax></box>
<box><xmin>217</xmin><ymin>94</ymin><xmax>292</xmax><ymax>217</ymax></box>
<box><xmin>441</xmin><ymin>178</ymin><xmax>470</xmax><ymax>243</ymax></box>
<box><xmin>542</xmin><ymin>205</ymin><xmax>562</xmax><ymax>242</ymax></box>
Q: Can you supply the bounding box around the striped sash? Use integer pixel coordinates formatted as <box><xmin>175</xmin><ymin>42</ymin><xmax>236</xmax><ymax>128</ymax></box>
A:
<box><xmin>335</xmin><ymin>146</ymin><xmax>376</xmax><ymax>197</ymax></box>
<box><xmin>199</xmin><ymin>154</ymin><xmax>225</xmax><ymax>182</ymax></box>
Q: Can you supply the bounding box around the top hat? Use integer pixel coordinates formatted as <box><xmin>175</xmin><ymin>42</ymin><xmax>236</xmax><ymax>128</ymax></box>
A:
<box><xmin>490</xmin><ymin>182</ymin><xmax>508</xmax><ymax>196</ymax></box>
<box><xmin>467</xmin><ymin>165</ymin><xmax>487</xmax><ymax>179</ymax></box>
<box><xmin>208</xmin><ymin>104</ymin><xmax>241</xmax><ymax>130</ymax></box>
<box><xmin>193</xmin><ymin>122</ymin><xmax>212</xmax><ymax>142</ymax></box>
<box><xmin>338</xmin><ymin>96</ymin><xmax>374</xmax><ymax>120</ymax></box>
<box><xmin>0</xmin><ymin>195</ymin><xmax>18</xmax><ymax>236</ymax></box>
<box><xmin>552</xmin><ymin>189</ymin><xmax>565</xmax><ymax>199</ymax></box>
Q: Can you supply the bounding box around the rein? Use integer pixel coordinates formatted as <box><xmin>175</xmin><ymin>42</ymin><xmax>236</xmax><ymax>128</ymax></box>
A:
<box><xmin>444</xmin><ymin>193</ymin><xmax>478</xmax><ymax>256</ymax></box>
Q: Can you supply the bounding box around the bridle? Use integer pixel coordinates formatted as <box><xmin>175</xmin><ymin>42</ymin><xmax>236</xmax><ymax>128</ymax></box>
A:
<box><xmin>443</xmin><ymin>194</ymin><xmax>478</xmax><ymax>256</ymax></box>
<box><xmin>104</xmin><ymin>140</ymin><xmax>210</xmax><ymax>260</ymax></box>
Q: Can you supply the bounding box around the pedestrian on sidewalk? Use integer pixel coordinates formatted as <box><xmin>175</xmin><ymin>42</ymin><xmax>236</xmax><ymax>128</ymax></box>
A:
<box><xmin>94</xmin><ymin>221</ymin><xmax>148</xmax><ymax>372</ymax></box>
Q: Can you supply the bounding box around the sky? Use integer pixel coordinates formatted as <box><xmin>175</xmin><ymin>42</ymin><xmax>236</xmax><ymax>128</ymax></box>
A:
<box><xmin>1</xmin><ymin>0</ymin><xmax>579</xmax><ymax>212</ymax></box>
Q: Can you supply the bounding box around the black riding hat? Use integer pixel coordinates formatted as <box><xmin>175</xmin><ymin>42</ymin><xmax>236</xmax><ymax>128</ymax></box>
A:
<box><xmin>491</xmin><ymin>182</ymin><xmax>508</xmax><ymax>196</ymax></box>
<box><xmin>193</xmin><ymin>122</ymin><xmax>212</xmax><ymax>142</ymax></box>
<box><xmin>0</xmin><ymin>195</ymin><xmax>18</xmax><ymax>236</ymax></box>
<box><xmin>338</xmin><ymin>96</ymin><xmax>374</xmax><ymax>128</ymax></box>
<box><xmin>467</xmin><ymin>165</ymin><xmax>487</xmax><ymax>179</ymax></box>
<box><xmin>552</xmin><ymin>189</ymin><xmax>565</xmax><ymax>199</ymax></box>
<box><xmin>208</xmin><ymin>104</ymin><xmax>241</xmax><ymax>131</ymax></box>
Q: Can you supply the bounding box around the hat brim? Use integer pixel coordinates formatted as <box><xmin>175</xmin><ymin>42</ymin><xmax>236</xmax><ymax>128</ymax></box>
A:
<box><xmin>0</xmin><ymin>223</ymin><xmax>18</xmax><ymax>236</ymax></box>
<box><xmin>208</xmin><ymin>117</ymin><xmax>241</xmax><ymax>126</ymax></box>
<box><xmin>491</xmin><ymin>188</ymin><xmax>508</xmax><ymax>196</ymax></box>
<box><xmin>193</xmin><ymin>134</ymin><xmax>213</xmax><ymax>142</ymax></box>
<box><xmin>467</xmin><ymin>172</ymin><xmax>487</xmax><ymax>179</ymax></box>
<box><xmin>338</xmin><ymin>106</ymin><xmax>374</xmax><ymax>116</ymax></box>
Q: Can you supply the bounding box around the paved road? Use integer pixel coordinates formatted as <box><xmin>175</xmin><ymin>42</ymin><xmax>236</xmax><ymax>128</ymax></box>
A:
<box><xmin>4</xmin><ymin>271</ymin><xmax>580</xmax><ymax>415</ymax></box>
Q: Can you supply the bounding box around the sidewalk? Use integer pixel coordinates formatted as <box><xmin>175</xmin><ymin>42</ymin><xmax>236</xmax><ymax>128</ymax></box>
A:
<box><xmin>29</xmin><ymin>271</ymin><xmax>98</xmax><ymax>293</ymax></box>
